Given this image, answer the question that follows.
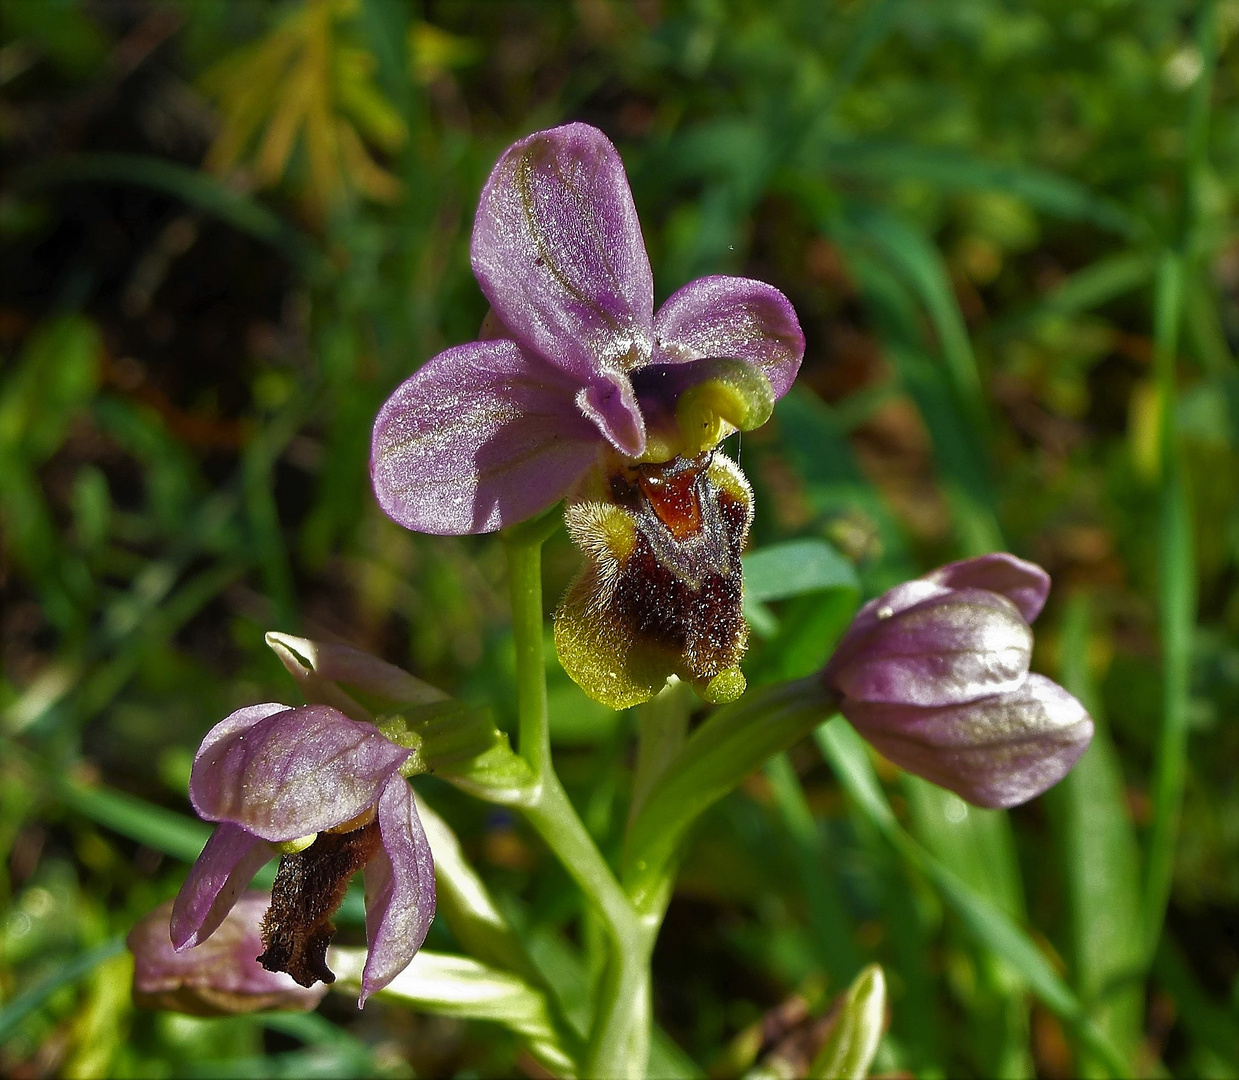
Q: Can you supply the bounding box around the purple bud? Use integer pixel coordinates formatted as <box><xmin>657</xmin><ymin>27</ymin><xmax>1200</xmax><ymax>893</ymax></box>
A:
<box><xmin>826</xmin><ymin>587</ymin><xmax>1032</xmax><ymax>707</ymax></box>
<box><xmin>825</xmin><ymin>555</ymin><xmax>1093</xmax><ymax>807</ymax></box>
<box><xmin>130</xmin><ymin>894</ymin><xmax>328</xmax><ymax>1015</ymax></box>
<box><xmin>842</xmin><ymin>674</ymin><xmax>1094</xmax><ymax>809</ymax></box>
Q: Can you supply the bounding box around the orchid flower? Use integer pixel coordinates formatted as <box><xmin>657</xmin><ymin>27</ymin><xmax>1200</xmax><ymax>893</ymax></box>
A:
<box><xmin>170</xmin><ymin>703</ymin><xmax>435</xmax><ymax>1006</ymax></box>
<box><xmin>372</xmin><ymin>123</ymin><xmax>804</xmax><ymax>707</ymax></box>
<box><xmin>823</xmin><ymin>554</ymin><xmax>1094</xmax><ymax>808</ymax></box>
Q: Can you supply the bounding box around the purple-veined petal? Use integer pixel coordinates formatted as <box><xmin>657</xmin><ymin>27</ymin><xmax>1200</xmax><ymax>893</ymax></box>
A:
<box><xmin>190</xmin><ymin>705</ymin><xmax>411</xmax><ymax>842</ymax></box>
<box><xmin>358</xmin><ymin>777</ymin><xmax>436</xmax><ymax>1006</ymax></box>
<box><xmin>170</xmin><ymin>824</ymin><xmax>273</xmax><ymax>950</ymax></box>
<box><xmin>842</xmin><ymin>674</ymin><xmax>1094</xmax><ymax>809</ymax></box>
<box><xmin>372</xmin><ymin>339</ymin><xmax>605</xmax><ymax>535</ymax></box>
<box><xmin>131</xmin><ymin>893</ymin><xmax>327</xmax><ymax>1015</ymax></box>
<box><xmin>924</xmin><ymin>553</ymin><xmax>1051</xmax><ymax>624</ymax></box>
<box><xmin>827</xmin><ymin>588</ymin><xmax>1032</xmax><ymax>707</ymax></box>
<box><xmin>652</xmin><ymin>276</ymin><xmax>805</xmax><ymax>400</ymax></box>
<box><xmin>471</xmin><ymin>123</ymin><xmax>654</xmax><ymax>384</ymax></box>
<box><xmin>575</xmin><ymin>371</ymin><xmax>646</xmax><ymax>456</ymax></box>
<box><xmin>192</xmin><ymin>702</ymin><xmax>292</xmax><ymax>751</ymax></box>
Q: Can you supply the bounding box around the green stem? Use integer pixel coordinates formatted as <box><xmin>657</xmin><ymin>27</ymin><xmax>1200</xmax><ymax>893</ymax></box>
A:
<box><xmin>502</xmin><ymin>520</ymin><xmax>651</xmax><ymax>1079</ymax></box>
<box><xmin>503</xmin><ymin>510</ymin><xmax>559</xmax><ymax>779</ymax></box>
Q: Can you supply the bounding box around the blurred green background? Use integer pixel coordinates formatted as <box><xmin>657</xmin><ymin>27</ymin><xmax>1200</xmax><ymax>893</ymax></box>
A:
<box><xmin>2</xmin><ymin>0</ymin><xmax>1238</xmax><ymax>1076</ymax></box>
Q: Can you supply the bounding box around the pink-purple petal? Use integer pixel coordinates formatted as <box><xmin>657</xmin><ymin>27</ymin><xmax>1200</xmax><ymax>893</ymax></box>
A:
<box><xmin>652</xmin><ymin>275</ymin><xmax>805</xmax><ymax>399</ymax></box>
<box><xmin>170</xmin><ymin>823</ymin><xmax>273</xmax><ymax>950</ymax></box>
<box><xmin>924</xmin><ymin>553</ymin><xmax>1051</xmax><ymax>624</ymax></box>
<box><xmin>371</xmin><ymin>339</ymin><xmax>605</xmax><ymax>535</ymax></box>
<box><xmin>575</xmin><ymin>371</ymin><xmax>646</xmax><ymax>456</ymax></box>
<box><xmin>189</xmin><ymin>705</ymin><xmax>411</xmax><ymax>842</ymax></box>
<box><xmin>193</xmin><ymin>702</ymin><xmax>292</xmax><ymax>762</ymax></box>
<box><xmin>828</xmin><ymin>588</ymin><xmax>1032</xmax><ymax>707</ymax></box>
<box><xmin>471</xmin><ymin>122</ymin><xmax>654</xmax><ymax>382</ymax></box>
<box><xmin>132</xmin><ymin>894</ymin><xmax>327</xmax><ymax>1015</ymax></box>
<box><xmin>842</xmin><ymin>674</ymin><xmax>1094</xmax><ymax>809</ymax></box>
<box><xmin>358</xmin><ymin>777</ymin><xmax>436</xmax><ymax>1006</ymax></box>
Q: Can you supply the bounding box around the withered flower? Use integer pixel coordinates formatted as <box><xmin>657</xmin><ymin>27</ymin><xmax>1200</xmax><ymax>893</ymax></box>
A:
<box><xmin>170</xmin><ymin>703</ymin><xmax>435</xmax><ymax>1006</ymax></box>
<box><xmin>371</xmin><ymin>123</ymin><xmax>804</xmax><ymax>707</ymax></box>
<box><xmin>129</xmin><ymin>893</ymin><xmax>328</xmax><ymax>1016</ymax></box>
<box><xmin>823</xmin><ymin>554</ymin><xmax>1094</xmax><ymax>808</ymax></box>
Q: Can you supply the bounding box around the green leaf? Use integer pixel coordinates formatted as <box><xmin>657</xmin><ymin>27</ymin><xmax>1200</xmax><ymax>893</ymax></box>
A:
<box><xmin>329</xmin><ymin>948</ymin><xmax>576</xmax><ymax>1078</ymax></box>
<box><xmin>849</xmin><ymin>207</ymin><xmax>986</xmax><ymax>426</ymax></box>
<box><xmin>810</xmin><ymin>964</ymin><xmax>887</xmax><ymax>1080</ymax></box>
<box><xmin>54</xmin><ymin>776</ymin><xmax>211</xmax><ymax>863</ymax></box>
<box><xmin>417</xmin><ymin>801</ymin><xmax>547</xmax><ymax>987</ymax></box>
<box><xmin>743</xmin><ymin>539</ymin><xmax>859</xmax><ymax>603</ymax></box>
<box><xmin>991</xmin><ymin>250</ymin><xmax>1155</xmax><ymax>340</ymax></box>
<box><xmin>1145</xmin><ymin>252</ymin><xmax>1197</xmax><ymax>956</ymax></box>
<box><xmin>623</xmin><ymin>678</ymin><xmax>832</xmax><ymax>910</ymax></box>
<box><xmin>816</xmin><ymin>719</ymin><xmax>1132</xmax><ymax>1078</ymax></box>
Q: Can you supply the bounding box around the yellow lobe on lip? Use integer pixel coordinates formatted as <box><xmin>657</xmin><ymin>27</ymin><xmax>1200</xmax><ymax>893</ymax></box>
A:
<box><xmin>675</xmin><ymin>358</ymin><xmax>775</xmax><ymax>454</ymax></box>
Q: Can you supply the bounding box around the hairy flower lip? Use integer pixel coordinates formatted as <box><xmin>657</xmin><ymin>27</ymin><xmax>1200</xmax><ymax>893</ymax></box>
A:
<box><xmin>370</xmin><ymin>122</ymin><xmax>804</xmax><ymax>536</ymax></box>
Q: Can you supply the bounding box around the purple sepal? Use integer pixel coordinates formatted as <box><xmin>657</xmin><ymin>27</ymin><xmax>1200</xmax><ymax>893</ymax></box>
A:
<box><xmin>190</xmin><ymin>704</ymin><xmax>411</xmax><ymax>841</ymax></box>
<box><xmin>371</xmin><ymin>339</ymin><xmax>604</xmax><ymax>534</ymax></box>
<box><xmin>842</xmin><ymin>674</ymin><xmax>1094</xmax><ymax>809</ymax></box>
<box><xmin>471</xmin><ymin>122</ymin><xmax>654</xmax><ymax>382</ymax></box>
<box><xmin>170</xmin><ymin>823</ymin><xmax>273</xmax><ymax>951</ymax></box>
<box><xmin>652</xmin><ymin>275</ymin><xmax>805</xmax><ymax>399</ymax></box>
<box><xmin>924</xmin><ymin>553</ymin><xmax>1051</xmax><ymax>624</ymax></box>
<box><xmin>827</xmin><ymin>588</ymin><xmax>1032</xmax><ymax>707</ymax></box>
<box><xmin>131</xmin><ymin>894</ymin><xmax>327</xmax><ymax>1015</ymax></box>
<box><xmin>358</xmin><ymin>777</ymin><xmax>437</xmax><ymax>1006</ymax></box>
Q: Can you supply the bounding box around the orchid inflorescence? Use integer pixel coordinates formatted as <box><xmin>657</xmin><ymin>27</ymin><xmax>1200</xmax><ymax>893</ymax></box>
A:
<box><xmin>130</xmin><ymin>122</ymin><xmax>1093</xmax><ymax>1071</ymax></box>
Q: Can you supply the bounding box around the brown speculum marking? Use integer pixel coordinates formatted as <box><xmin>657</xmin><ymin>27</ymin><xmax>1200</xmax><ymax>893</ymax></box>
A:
<box><xmin>258</xmin><ymin>820</ymin><xmax>381</xmax><ymax>987</ymax></box>
<box><xmin>611</xmin><ymin>453</ymin><xmax>748</xmax><ymax>680</ymax></box>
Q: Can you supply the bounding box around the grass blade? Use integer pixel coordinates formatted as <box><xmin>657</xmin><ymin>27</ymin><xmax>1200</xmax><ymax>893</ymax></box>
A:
<box><xmin>0</xmin><ymin>937</ymin><xmax>124</xmax><ymax>1042</ymax></box>
<box><xmin>1143</xmin><ymin>252</ymin><xmax>1196</xmax><ymax>956</ymax></box>
<box><xmin>816</xmin><ymin>718</ymin><xmax>1131</xmax><ymax>1078</ymax></box>
<box><xmin>1048</xmin><ymin>595</ymin><xmax>1145</xmax><ymax>1075</ymax></box>
<box><xmin>765</xmin><ymin>752</ymin><xmax>862</xmax><ymax>988</ymax></box>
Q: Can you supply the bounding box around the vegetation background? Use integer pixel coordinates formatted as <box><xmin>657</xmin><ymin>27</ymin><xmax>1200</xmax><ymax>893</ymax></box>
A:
<box><xmin>1</xmin><ymin>0</ymin><xmax>1237</xmax><ymax>1076</ymax></box>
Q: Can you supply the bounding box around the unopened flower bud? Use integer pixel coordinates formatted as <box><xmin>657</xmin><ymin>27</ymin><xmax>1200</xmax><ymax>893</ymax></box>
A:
<box><xmin>129</xmin><ymin>894</ymin><xmax>328</xmax><ymax>1016</ymax></box>
<box><xmin>824</xmin><ymin>554</ymin><xmax>1093</xmax><ymax>809</ymax></box>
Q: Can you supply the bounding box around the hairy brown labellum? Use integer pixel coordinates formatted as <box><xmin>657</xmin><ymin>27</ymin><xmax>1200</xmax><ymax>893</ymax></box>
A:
<box><xmin>555</xmin><ymin>451</ymin><xmax>754</xmax><ymax>709</ymax></box>
<box><xmin>258</xmin><ymin>820</ymin><xmax>381</xmax><ymax>988</ymax></box>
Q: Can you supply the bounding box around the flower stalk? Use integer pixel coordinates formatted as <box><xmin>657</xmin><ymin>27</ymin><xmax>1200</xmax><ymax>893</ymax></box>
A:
<box><xmin>502</xmin><ymin>520</ymin><xmax>654</xmax><ymax>1078</ymax></box>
